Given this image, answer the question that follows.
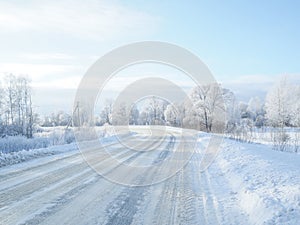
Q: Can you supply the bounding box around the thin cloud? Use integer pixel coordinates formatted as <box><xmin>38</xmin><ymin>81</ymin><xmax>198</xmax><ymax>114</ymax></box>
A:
<box><xmin>0</xmin><ymin>63</ymin><xmax>81</xmax><ymax>80</ymax></box>
<box><xmin>0</xmin><ymin>0</ymin><xmax>160</xmax><ymax>40</ymax></box>
<box><xmin>19</xmin><ymin>53</ymin><xmax>76</xmax><ymax>61</ymax></box>
<box><xmin>221</xmin><ymin>74</ymin><xmax>279</xmax><ymax>85</ymax></box>
<box><xmin>32</xmin><ymin>76</ymin><xmax>82</xmax><ymax>89</ymax></box>
<box><xmin>221</xmin><ymin>73</ymin><xmax>300</xmax><ymax>86</ymax></box>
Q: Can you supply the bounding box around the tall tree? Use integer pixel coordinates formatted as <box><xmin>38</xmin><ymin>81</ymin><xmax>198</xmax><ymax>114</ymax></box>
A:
<box><xmin>188</xmin><ymin>83</ymin><xmax>227</xmax><ymax>132</ymax></box>
<box><xmin>164</xmin><ymin>104</ymin><xmax>179</xmax><ymax>126</ymax></box>
<box><xmin>0</xmin><ymin>75</ymin><xmax>34</xmax><ymax>137</ymax></box>
<box><xmin>265</xmin><ymin>76</ymin><xmax>292</xmax><ymax>127</ymax></box>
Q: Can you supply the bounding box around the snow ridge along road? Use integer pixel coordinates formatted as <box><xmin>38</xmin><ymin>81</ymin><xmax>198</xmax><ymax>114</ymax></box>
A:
<box><xmin>1</xmin><ymin>127</ymin><xmax>300</xmax><ymax>225</ymax></box>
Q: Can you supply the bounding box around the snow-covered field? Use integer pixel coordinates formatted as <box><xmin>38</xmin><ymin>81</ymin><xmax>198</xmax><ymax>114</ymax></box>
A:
<box><xmin>0</xmin><ymin>126</ymin><xmax>299</xmax><ymax>225</ymax></box>
<box><xmin>226</xmin><ymin>127</ymin><xmax>300</xmax><ymax>153</ymax></box>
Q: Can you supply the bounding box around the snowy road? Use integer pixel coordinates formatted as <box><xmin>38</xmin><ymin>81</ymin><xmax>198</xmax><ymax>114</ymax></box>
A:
<box><xmin>1</xmin><ymin>128</ymin><xmax>300</xmax><ymax>225</ymax></box>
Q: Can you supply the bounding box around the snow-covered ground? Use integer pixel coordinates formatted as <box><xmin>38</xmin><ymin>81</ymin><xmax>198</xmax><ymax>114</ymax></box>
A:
<box><xmin>0</xmin><ymin>125</ymin><xmax>117</xmax><ymax>167</ymax></box>
<box><xmin>0</xmin><ymin>126</ymin><xmax>299</xmax><ymax>225</ymax></box>
<box><xmin>226</xmin><ymin>127</ymin><xmax>300</xmax><ymax>153</ymax></box>
<box><xmin>214</xmin><ymin>139</ymin><xmax>300</xmax><ymax>224</ymax></box>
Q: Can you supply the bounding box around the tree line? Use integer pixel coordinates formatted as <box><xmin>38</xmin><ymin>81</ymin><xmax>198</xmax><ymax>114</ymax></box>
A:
<box><xmin>1</xmin><ymin>74</ymin><xmax>299</xmax><ymax>152</ymax></box>
<box><xmin>40</xmin><ymin>76</ymin><xmax>300</xmax><ymax>135</ymax></box>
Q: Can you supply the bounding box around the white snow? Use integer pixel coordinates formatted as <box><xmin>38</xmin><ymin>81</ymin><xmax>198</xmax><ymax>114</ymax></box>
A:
<box><xmin>215</xmin><ymin>139</ymin><xmax>300</xmax><ymax>224</ymax></box>
<box><xmin>0</xmin><ymin>133</ymin><xmax>118</xmax><ymax>168</ymax></box>
<box><xmin>0</xmin><ymin>126</ymin><xmax>299</xmax><ymax>225</ymax></box>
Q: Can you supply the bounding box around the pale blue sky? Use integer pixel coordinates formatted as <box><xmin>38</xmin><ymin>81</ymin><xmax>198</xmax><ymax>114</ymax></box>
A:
<box><xmin>0</xmin><ymin>0</ymin><xmax>299</xmax><ymax>114</ymax></box>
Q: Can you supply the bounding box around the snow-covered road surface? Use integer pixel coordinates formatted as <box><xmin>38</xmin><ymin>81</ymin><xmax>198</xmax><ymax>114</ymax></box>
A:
<box><xmin>0</xmin><ymin>127</ymin><xmax>300</xmax><ymax>225</ymax></box>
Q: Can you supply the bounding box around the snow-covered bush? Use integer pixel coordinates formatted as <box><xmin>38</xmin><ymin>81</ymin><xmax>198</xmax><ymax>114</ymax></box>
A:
<box><xmin>0</xmin><ymin>127</ymin><xmax>77</xmax><ymax>154</ymax></box>
<box><xmin>0</xmin><ymin>143</ymin><xmax>77</xmax><ymax>167</ymax></box>
<box><xmin>270</xmin><ymin>128</ymin><xmax>290</xmax><ymax>152</ymax></box>
<box><xmin>293</xmin><ymin>132</ymin><xmax>300</xmax><ymax>153</ymax></box>
<box><xmin>64</xmin><ymin>129</ymin><xmax>75</xmax><ymax>144</ymax></box>
<box><xmin>0</xmin><ymin>136</ymin><xmax>50</xmax><ymax>153</ymax></box>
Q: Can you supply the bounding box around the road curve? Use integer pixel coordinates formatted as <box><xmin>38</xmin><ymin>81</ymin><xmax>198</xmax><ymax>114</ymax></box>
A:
<box><xmin>0</xmin><ymin>128</ymin><xmax>248</xmax><ymax>225</ymax></box>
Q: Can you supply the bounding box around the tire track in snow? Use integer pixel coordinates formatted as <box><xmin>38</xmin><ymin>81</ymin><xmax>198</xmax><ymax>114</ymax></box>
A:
<box><xmin>176</xmin><ymin>164</ymin><xmax>198</xmax><ymax>225</ymax></box>
<box><xmin>0</xmin><ymin>130</ymin><xmax>251</xmax><ymax>225</ymax></box>
<box><xmin>0</xmin><ymin>150</ymin><xmax>141</xmax><ymax>224</ymax></box>
<box><xmin>40</xmin><ymin>136</ymin><xmax>167</xmax><ymax>225</ymax></box>
<box><xmin>0</xmin><ymin>134</ymin><xmax>137</xmax><ymax>186</ymax></box>
<box><xmin>105</xmin><ymin>184</ymin><xmax>148</xmax><ymax>225</ymax></box>
<box><xmin>103</xmin><ymin>135</ymin><xmax>176</xmax><ymax>225</ymax></box>
<box><xmin>0</xmin><ymin>138</ymin><xmax>147</xmax><ymax>206</ymax></box>
<box><xmin>151</xmin><ymin>172</ymin><xmax>180</xmax><ymax>225</ymax></box>
<box><xmin>0</xmin><ymin>134</ymin><xmax>171</xmax><ymax>225</ymax></box>
<box><xmin>200</xmin><ymin>171</ymin><xmax>221</xmax><ymax>224</ymax></box>
<box><xmin>0</xmin><ymin>139</ymin><xmax>159</xmax><ymax>224</ymax></box>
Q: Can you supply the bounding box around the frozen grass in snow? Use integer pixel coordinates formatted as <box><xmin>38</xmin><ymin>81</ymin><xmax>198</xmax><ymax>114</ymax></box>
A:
<box><xmin>0</xmin><ymin>125</ymin><xmax>117</xmax><ymax>167</ymax></box>
<box><xmin>0</xmin><ymin>136</ymin><xmax>50</xmax><ymax>153</ymax></box>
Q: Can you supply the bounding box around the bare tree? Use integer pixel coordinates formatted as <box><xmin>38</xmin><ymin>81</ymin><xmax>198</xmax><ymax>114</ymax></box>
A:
<box><xmin>0</xmin><ymin>74</ymin><xmax>35</xmax><ymax>137</ymax></box>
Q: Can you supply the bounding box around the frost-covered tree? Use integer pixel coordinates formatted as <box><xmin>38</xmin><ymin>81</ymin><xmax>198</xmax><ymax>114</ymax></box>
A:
<box><xmin>290</xmin><ymin>85</ymin><xmax>300</xmax><ymax>127</ymax></box>
<box><xmin>225</xmin><ymin>93</ymin><xmax>241</xmax><ymax>133</ymax></box>
<box><xmin>187</xmin><ymin>83</ymin><xmax>228</xmax><ymax>132</ymax></box>
<box><xmin>265</xmin><ymin>77</ymin><xmax>292</xmax><ymax>127</ymax></box>
<box><xmin>129</xmin><ymin>105</ymin><xmax>139</xmax><ymax>125</ymax></box>
<box><xmin>247</xmin><ymin>97</ymin><xmax>263</xmax><ymax>119</ymax></box>
<box><xmin>99</xmin><ymin>99</ymin><xmax>113</xmax><ymax>125</ymax></box>
<box><xmin>138</xmin><ymin>111</ymin><xmax>149</xmax><ymax>125</ymax></box>
<box><xmin>138</xmin><ymin>97</ymin><xmax>167</xmax><ymax>125</ymax></box>
<box><xmin>239</xmin><ymin>102</ymin><xmax>248</xmax><ymax>119</ymax></box>
<box><xmin>112</xmin><ymin>102</ymin><xmax>128</xmax><ymax>125</ymax></box>
<box><xmin>0</xmin><ymin>75</ymin><xmax>35</xmax><ymax>137</ymax></box>
<box><xmin>42</xmin><ymin>111</ymin><xmax>71</xmax><ymax>127</ymax></box>
<box><xmin>182</xmin><ymin>101</ymin><xmax>201</xmax><ymax>130</ymax></box>
<box><xmin>148</xmin><ymin>97</ymin><xmax>167</xmax><ymax>125</ymax></box>
<box><xmin>164</xmin><ymin>104</ymin><xmax>179</xmax><ymax>126</ymax></box>
<box><xmin>265</xmin><ymin>76</ymin><xmax>296</xmax><ymax>151</ymax></box>
<box><xmin>247</xmin><ymin>97</ymin><xmax>265</xmax><ymax>127</ymax></box>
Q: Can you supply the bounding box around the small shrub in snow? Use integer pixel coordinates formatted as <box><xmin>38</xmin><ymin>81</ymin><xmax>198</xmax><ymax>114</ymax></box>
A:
<box><xmin>271</xmin><ymin>129</ymin><xmax>290</xmax><ymax>152</ymax></box>
<box><xmin>0</xmin><ymin>136</ymin><xmax>50</xmax><ymax>153</ymax></box>
<box><xmin>64</xmin><ymin>129</ymin><xmax>75</xmax><ymax>144</ymax></box>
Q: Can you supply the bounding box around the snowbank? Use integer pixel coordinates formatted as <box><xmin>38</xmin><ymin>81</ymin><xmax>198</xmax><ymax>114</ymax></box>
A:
<box><xmin>0</xmin><ymin>136</ymin><xmax>50</xmax><ymax>153</ymax></box>
<box><xmin>215</xmin><ymin>138</ymin><xmax>300</xmax><ymax>224</ymax></box>
<box><xmin>0</xmin><ymin>143</ymin><xmax>77</xmax><ymax>167</ymax></box>
<box><xmin>0</xmin><ymin>134</ymin><xmax>118</xmax><ymax>168</ymax></box>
